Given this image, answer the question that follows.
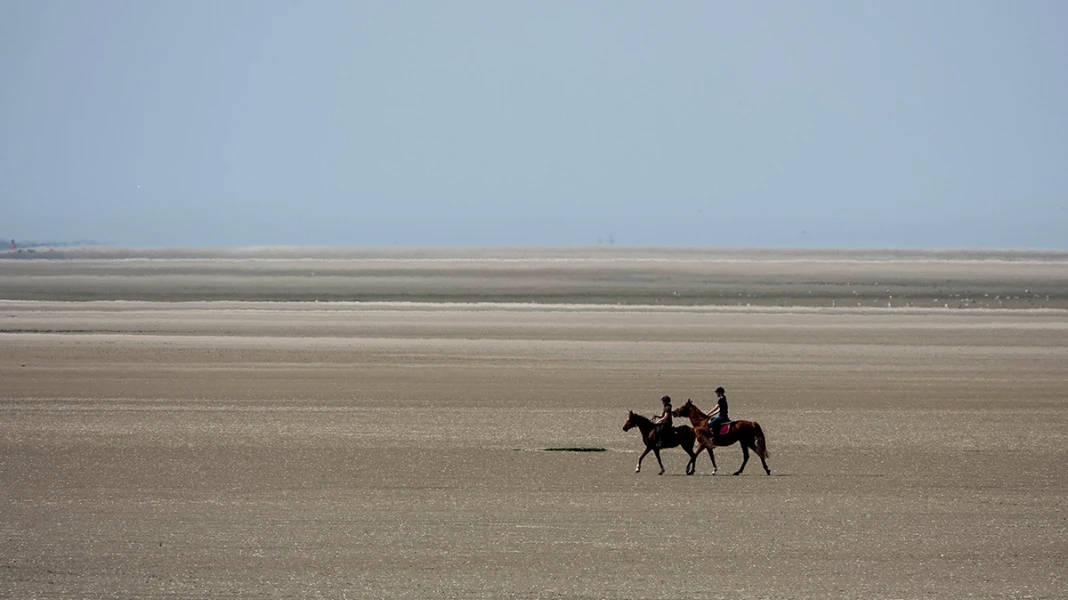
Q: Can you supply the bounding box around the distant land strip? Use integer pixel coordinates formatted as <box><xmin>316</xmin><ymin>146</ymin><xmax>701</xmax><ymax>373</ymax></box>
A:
<box><xmin>1</xmin><ymin>247</ymin><xmax>1066</xmax><ymax>309</ymax></box>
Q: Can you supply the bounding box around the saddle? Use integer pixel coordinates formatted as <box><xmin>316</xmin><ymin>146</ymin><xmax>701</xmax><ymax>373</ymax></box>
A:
<box><xmin>711</xmin><ymin>421</ymin><xmax>733</xmax><ymax>438</ymax></box>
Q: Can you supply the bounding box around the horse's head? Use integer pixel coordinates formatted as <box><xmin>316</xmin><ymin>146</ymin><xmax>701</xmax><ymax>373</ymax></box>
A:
<box><xmin>672</xmin><ymin>399</ymin><xmax>696</xmax><ymax>417</ymax></box>
<box><xmin>622</xmin><ymin>411</ymin><xmax>635</xmax><ymax>432</ymax></box>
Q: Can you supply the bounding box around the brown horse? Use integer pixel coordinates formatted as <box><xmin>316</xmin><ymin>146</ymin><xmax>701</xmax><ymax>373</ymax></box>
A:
<box><xmin>622</xmin><ymin>411</ymin><xmax>698</xmax><ymax>475</ymax></box>
<box><xmin>673</xmin><ymin>399</ymin><xmax>771</xmax><ymax>476</ymax></box>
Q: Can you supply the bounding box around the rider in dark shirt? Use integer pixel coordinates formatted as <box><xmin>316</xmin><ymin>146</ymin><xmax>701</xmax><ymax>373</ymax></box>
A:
<box><xmin>653</xmin><ymin>395</ymin><xmax>672</xmax><ymax>448</ymax></box>
<box><xmin>708</xmin><ymin>387</ymin><xmax>729</xmax><ymax>437</ymax></box>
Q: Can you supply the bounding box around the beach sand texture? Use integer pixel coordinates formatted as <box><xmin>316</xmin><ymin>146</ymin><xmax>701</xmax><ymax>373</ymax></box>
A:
<box><xmin>1</xmin><ymin>248</ymin><xmax>1066</xmax><ymax>599</ymax></box>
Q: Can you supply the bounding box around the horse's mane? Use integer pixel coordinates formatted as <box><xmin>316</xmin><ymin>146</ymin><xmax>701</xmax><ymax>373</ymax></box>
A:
<box><xmin>680</xmin><ymin>400</ymin><xmax>710</xmax><ymax>419</ymax></box>
<box><xmin>627</xmin><ymin>411</ymin><xmax>656</xmax><ymax>427</ymax></box>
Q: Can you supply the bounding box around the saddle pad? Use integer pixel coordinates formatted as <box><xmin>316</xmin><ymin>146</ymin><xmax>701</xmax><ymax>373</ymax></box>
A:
<box><xmin>718</xmin><ymin>423</ymin><xmax>731</xmax><ymax>435</ymax></box>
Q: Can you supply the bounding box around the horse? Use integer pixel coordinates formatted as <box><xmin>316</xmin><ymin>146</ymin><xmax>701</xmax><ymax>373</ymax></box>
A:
<box><xmin>672</xmin><ymin>399</ymin><xmax>771</xmax><ymax>476</ymax></box>
<box><xmin>622</xmin><ymin>411</ymin><xmax>698</xmax><ymax>475</ymax></box>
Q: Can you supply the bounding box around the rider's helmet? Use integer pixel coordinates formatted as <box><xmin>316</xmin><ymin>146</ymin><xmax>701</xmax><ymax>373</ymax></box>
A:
<box><xmin>715</xmin><ymin>387</ymin><xmax>725</xmax><ymax>395</ymax></box>
<box><xmin>661</xmin><ymin>395</ymin><xmax>671</xmax><ymax>405</ymax></box>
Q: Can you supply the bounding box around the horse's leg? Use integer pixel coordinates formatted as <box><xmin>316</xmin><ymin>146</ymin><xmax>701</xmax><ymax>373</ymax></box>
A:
<box><xmin>695</xmin><ymin>432</ymin><xmax>716</xmax><ymax>475</ymax></box>
<box><xmin>733</xmin><ymin>442</ymin><xmax>749</xmax><ymax>476</ymax></box>
<box><xmin>685</xmin><ymin>431</ymin><xmax>698</xmax><ymax>475</ymax></box>
<box><xmin>758</xmin><ymin>446</ymin><xmax>771</xmax><ymax>475</ymax></box>
<box><xmin>635</xmin><ymin>446</ymin><xmax>651</xmax><ymax>473</ymax></box>
<box><xmin>653</xmin><ymin>448</ymin><xmax>666</xmax><ymax>475</ymax></box>
<box><xmin>689</xmin><ymin>444</ymin><xmax>706</xmax><ymax>475</ymax></box>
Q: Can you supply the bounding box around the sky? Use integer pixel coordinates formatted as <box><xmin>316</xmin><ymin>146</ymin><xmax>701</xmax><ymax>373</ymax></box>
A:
<box><xmin>2</xmin><ymin>1</ymin><xmax>1066</xmax><ymax>249</ymax></box>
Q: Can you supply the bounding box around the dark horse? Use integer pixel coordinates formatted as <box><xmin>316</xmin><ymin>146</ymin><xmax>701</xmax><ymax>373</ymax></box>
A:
<box><xmin>673</xmin><ymin>399</ymin><xmax>771</xmax><ymax>476</ymax></box>
<box><xmin>622</xmin><ymin>411</ymin><xmax>697</xmax><ymax>475</ymax></box>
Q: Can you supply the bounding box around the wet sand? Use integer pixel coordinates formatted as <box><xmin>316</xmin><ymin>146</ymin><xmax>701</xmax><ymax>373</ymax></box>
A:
<box><xmin>1</xmin><ymin>249</ymin><xmax>1066</xmax><ymax>599</ymax></box>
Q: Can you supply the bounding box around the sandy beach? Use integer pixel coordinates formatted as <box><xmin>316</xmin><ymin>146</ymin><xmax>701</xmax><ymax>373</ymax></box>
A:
<box><xmin>1</xmin><ymin>248</ymin><xmax>1066</xmax><ymax>599</ymax></box>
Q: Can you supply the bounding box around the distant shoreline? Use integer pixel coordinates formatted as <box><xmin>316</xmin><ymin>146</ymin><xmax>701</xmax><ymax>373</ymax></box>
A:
<box><xmin>1</xmin><ymin>248</ymin><xmax>1065</xmax><ymax>308</ymax></box>
<box><xmin>2</xmin><ymin>245</ymin><xmax>1068</xmax><ymax>262</ymax></box>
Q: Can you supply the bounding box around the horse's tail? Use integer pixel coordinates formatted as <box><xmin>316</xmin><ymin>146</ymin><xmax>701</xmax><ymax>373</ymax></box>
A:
<box><xmin>754</xmin><ymin>422</ymin><xmax>769</xmax><ymax>458</ymax></box>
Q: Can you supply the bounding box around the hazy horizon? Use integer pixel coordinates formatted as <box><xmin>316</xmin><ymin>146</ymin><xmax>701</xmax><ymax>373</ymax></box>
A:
<box><xmin>3</xmin><ymin>2</ymin><xmax>1066</xmax><ymax>249</ymax></box>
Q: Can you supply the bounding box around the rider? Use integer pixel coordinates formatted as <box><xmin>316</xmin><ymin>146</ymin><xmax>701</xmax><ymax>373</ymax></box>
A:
<box><xmin>707</xmin><ymin>387</ymin><xmax>729</xmax><ymax>437</ymax></box>
<box><xmin>653</xmin><ymin>395</ymin><xmax>672</xmax><ymax>448</ymax></box>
